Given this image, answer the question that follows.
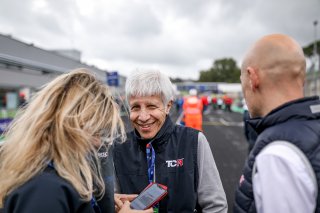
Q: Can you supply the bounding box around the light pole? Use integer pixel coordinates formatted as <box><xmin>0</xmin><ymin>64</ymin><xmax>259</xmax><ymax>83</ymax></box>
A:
<box><xmin>314</xmin><ymin>20</ymin><xmax>318</xmax><ymax>56</ymax></box>
<box><xmin>313</xmin><ymin>20</ymin><xmax>318</xmax><ymax>95</ymax></box>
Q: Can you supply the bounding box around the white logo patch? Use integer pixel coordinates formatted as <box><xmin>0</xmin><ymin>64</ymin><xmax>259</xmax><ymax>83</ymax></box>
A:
<box><xmin>166</xmin><ymin>158</ymin><xmax>184</xmax><ymax>167</ymax></box>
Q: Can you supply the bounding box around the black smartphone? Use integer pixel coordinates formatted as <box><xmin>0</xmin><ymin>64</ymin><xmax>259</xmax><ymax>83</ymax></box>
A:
<box><xmin>130</xmin><ymin>183</ymin><xmax>168</xmax><ymax>210</ymax></box>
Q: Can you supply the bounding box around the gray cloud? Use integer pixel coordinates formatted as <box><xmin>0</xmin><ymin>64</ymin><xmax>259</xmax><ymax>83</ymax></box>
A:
<box><xmin>0</xmin><ymin>0</ymin><xmax>319</xmax><ymax>79</ymax></box>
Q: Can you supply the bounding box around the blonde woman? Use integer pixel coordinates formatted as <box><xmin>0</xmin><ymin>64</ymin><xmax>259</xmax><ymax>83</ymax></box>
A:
<box><xmin>0</xmin><ymin>69</ymin><xmax>152</xmax><ymax>213</ymax></box>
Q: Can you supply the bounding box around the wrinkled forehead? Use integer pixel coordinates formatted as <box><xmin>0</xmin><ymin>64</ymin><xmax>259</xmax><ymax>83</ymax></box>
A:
<box><xmin>128</xmin><ymin>94</ymin><xmax>164</xmax><ymax>106</ymax></box>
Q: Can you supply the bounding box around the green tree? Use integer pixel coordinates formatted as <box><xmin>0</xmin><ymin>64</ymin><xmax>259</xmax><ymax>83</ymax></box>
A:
<box><xmin>170</xmin><ymin>77</ymin><xmax>184</xmax><ymax>83</ymax></box>
<box><xmin>199</xmin><ymin>58</ymin><xmax>240</xmax><ymax>83</ymax></box>
<box><xmin>303</xmin><ymin>40</ymin><xmax>320</xmax><ymax>58</ymax></box>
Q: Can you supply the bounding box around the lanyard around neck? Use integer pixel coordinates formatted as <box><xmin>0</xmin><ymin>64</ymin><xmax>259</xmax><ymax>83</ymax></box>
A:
<box><xmin>146</xmin><ymin>143</ymin><xmax>156</xmax><ymax>183</ymax></box>
<box><xmin>146</xmin><ymin>143</ymin><xmax>161</xmax><ymax>211</ymax></box>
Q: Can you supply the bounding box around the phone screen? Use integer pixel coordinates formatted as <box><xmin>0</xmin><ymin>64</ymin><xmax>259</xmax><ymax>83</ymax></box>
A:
<box><xmin>130</xmin><ymin>183</ymin><xmax>167</xmax><ymax>210</ymax></box>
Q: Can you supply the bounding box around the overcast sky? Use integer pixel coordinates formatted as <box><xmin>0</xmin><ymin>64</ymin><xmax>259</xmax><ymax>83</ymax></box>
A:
<box><xmin>1</xmin><ymin>0</ymin><xmax>319</xmax><ymax>79</ymax></box>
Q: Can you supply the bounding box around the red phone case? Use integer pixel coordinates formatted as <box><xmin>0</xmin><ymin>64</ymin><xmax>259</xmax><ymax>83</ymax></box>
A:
<box><xmin>133</xmin><ymin>182</ymin><xmax>168</xmax><ymax>210</ymax></box>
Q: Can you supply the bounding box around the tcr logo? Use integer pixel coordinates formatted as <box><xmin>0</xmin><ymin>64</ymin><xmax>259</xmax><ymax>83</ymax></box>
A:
<box><xmin>166</xmin><ymin>158</ymin><xmax>184</xmax><ymax>167</ymax></box>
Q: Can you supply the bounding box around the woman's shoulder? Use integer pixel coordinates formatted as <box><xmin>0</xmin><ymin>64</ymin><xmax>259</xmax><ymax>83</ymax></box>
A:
<box><xmin>23</xmin><ymin>167</ymin><xmax>76</xmax><ymax>193</ymax></box>
<box><xmin>3</xmin><ymin>168</ymin><xmax>87</xmax><ymax>213</ymax></box>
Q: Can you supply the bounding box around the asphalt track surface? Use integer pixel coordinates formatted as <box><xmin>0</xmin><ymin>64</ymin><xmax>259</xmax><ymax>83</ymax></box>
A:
<box><xmin>201</xmin><ymin>108</ymin><xmax>248</xmax><ymax>213</ymax></box>
<box><xmin>123</xmin><ymin>107</ymin><xmax>248</xmax><ymax>213</ymax></box>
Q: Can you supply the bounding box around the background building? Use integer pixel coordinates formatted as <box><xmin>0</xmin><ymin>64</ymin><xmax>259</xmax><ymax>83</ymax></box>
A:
<box><xmin>0</xmin><ymin>33</ymin><xmax>126</xmax><ymax>134</ymax></box>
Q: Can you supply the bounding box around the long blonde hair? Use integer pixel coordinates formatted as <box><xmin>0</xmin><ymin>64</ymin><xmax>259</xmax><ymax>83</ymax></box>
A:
<box><xmin>0</xmin><ymin>68</ymin><xmax>125</xmax><ymax>207</ymax></box>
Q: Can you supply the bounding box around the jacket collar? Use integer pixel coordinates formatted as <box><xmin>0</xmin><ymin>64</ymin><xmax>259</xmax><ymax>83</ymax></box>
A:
<box><xmin>134</xmin><ymin>116</ymin><xmax>174</xmax><ymax>153</ymax></box>
<box><xmin>248</xmin><ymin>96</ymin><xmax>320</xmax><ymax>134</ymax></box>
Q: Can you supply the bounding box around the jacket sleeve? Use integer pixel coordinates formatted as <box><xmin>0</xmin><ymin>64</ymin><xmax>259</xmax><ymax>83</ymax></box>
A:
<box><xmin>98</xmin><ymin>144</ymin><xmax>115</xmax><ymax>213</ymax></box>
<box><xmin>197</xmin><ymin>132</ymin><xmax>228</xmax><ymax>213</ymax></box>
<box><xmin>253</xmin><ymin>141</ymin><xmax>317</xmax><ymax>213</ymax></box>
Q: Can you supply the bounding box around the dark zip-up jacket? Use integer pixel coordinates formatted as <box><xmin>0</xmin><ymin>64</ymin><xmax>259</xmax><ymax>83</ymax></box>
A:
<box><xmin>114</xmin><ymin>116</ymin><xmax>201</xmax><ymax>212</ymax></box>
<box><xmin>234</xmin><ymin>96</ymin><xmax>320</xmax><ymax>213</ymax></box>
<box><xmin>1</xmin><ymin>166</ymin><xmax>108</xmax><ymax>213</ymax></box>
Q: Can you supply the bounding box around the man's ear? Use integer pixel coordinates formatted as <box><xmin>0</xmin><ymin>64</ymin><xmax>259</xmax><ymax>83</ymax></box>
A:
<box><xmin>247</xmin><ymin>67</ymin><xmax>259</xmax><ymax>91</ymax></box>
<box><xmin>165</xmin><ymin>100</ymin><xmax>173</xmax><ymax>114</ymax></box>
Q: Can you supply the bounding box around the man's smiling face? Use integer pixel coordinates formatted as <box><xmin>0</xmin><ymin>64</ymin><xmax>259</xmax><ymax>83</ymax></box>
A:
<box><xmin>129</xmin><ymin>95</ymin><xmax>169</xmax><ymax>139</ymax></box>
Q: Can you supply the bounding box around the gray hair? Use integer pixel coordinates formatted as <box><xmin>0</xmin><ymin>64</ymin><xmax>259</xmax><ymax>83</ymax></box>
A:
<box><xmin>125</xmin><ymin>70</ymin><xmax>175</xmax><ymax>106</ymax></box>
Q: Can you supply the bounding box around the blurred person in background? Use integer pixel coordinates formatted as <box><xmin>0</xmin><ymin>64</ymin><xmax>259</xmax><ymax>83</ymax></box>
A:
<box><xmin>0</xmin><ymin>68</ymin><xmax>151</xmax><ymax>213</ymax></box>
<box><xmin>183</xmin><ymin>88</ymin><xmax>203</xmax><ymax>131</ymax></box>
<box><xmin>217</xmin><ymin>96</ymin><xmax>223</xmax><ymax>110</ymax></box>
<box><xmin>234</xmin><ymin>34</ymin><xmax>320</xmax><ymax>213</ymax></box>
<box><xmin>113</xmin><ymin>70</ymin><xmax>227</xmax><ymax>213</ymax></box>
<box><xmin>212</xmin><ymin>95</ymin><xmax>218</xmax><ymax>110</ymax></box>
<box><xmin>18</xmin><ymin>92</ymin><xmax>26</xmax><ymax>107</ymax></box>
<box><xmin>201</xmin><ymin>94</ymin><xmax>209</xmax><ymax>113</ymax></box>
<box><xmin>174</xmin><ymin>95</ymin><xmax>184</xmax><ymax>114</ymax></box>
<box><xmin>223</xmin><ymin>95</ymin><xmax>233</xmax><ymax>112</ymax></box>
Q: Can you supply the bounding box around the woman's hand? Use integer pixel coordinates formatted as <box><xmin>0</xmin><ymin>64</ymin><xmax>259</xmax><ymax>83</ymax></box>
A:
<box><xmin>115</xmin><ymin>194</ymin><xmax>138</xmax><ymax>212</ymax></box>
